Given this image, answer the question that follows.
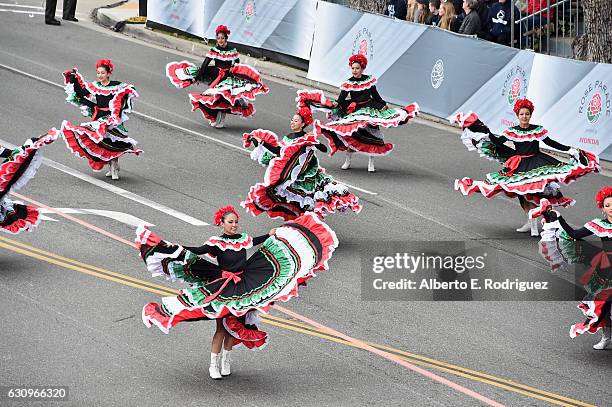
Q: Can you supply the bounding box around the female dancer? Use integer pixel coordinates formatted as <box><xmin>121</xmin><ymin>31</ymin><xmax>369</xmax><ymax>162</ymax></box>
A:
<box><xmin>242</xmin><ymin>105</ymin><xmax>362</xmax><ymax>221</ymax></box>
<box><xmin>533</xmin><ymin>187</ymin><xmax>612</xmax><ymax>350</ymax></box>
<box><xmin>165</xmin><ymin>25</ymin><xmax>269</xmax><ymax>128</ymax></box>
<box><xmin>0</xmin><ymin>130</ymin><xmax>59</xmax><ymax>234</ymax></box>
<box><xmin>60</xmin><ymin>59</ymin><xmax>141</xmax><ymax>180</ymax></box>
<box><xmin>453</xmin><ymin>99</ymin><xmax>599</xmax><ymax>236</ymax></box>
<box><xmin>136</xmin><ymin>206</ymin><xmax>338</xmax><ymax>378</ymax></box>
<box><xmin>314</xmin><ymin>54</ymin><xmax>419</xmax><ymax>172</ymax></box>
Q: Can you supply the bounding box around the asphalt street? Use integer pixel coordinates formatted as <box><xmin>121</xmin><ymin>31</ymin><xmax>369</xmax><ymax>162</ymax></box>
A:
<box><xmin>0</xmin><ymin>2</ymin><xmax>610</xmax><ymax>406</ymax></box>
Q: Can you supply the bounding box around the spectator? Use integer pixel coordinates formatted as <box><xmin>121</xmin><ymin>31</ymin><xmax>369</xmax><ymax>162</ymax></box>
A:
<box><xmin>427</xmin><ymin>0</ymin><xmax>441</xmax><ymax>25</ymax></box>
<box><xmin>407</xmin><ymin>0</ymin><xmax>419</xmax><ymax>22</ymax></box>
<box><xmin>416</xmin><ymin>0</ymin><xmax>431</xmax><ymax>24</ymax></box>
<box><xmin>451</xmin><ymin>0</ymin><xmax>463</xmax><ymax>16</ymax></box>
<box><xmin>458</xmin><ymin>0</ymin><xmax>482</xmax><ymax>35</ymax></box>
<box><xmin>438</xmin><ymin>0</ymin><xmax>461</xmax><ymax>32</ymax></box>
<box><xmin>523</xmin><ymin>0</ymin><xmax>556</xmax><ymax>31</ymax></box>
<box><xmin>484</xmin><ymin>0</ymin><xmax>520</xmax><ymax>46</ymax></box>
<box><xmin>384</xmin><ymin>0</ymin><xmax>408</xmax><ymax>20</ymax></box>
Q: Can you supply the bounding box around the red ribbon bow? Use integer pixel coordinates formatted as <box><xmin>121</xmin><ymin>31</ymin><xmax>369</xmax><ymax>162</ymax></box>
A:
<box><xmin>208</xmin><ymin>68</ymin><xmax>229</xmax><ymax>89</ymax></box>
<box><xmin>201</xmin><ymin>270</ymin><xmax>243</xmax><ymax>304</ymax></box>
<box><xmin>580</xmin><ymin>251</ymin><xmax>611</xmax><ymax>285</ymax></box>
<box><xmin>502</xmin><ymin>154</ymin><xmax>534</xmax><ymax>176</ymax></box>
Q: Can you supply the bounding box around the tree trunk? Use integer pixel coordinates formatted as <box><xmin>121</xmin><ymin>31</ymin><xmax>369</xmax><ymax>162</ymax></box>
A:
<box><xmin>578</xmin><ymin>0</ymin><xmax>612</xmax><ymax>63</ymax></box>
<box><xmin>347</xmin><ymin>0</ymin><xmax>387</xmax><ymax>14</ymax></box>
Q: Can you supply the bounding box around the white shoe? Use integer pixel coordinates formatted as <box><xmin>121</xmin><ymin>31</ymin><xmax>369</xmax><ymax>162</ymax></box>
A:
<box><xmin>105</xmin><ymin>170</ymin><xmax>112</xmax><ymax>177</ymax></box>
<box><xmin>210</xmin><ymin>121</ymin><xmax>217</xmax><ymax>128</ymax></box>
<box><xmin>368</xmin><ymin>156</ymin><xmax>375</xmax><ymax>172</ymax></box>
<box><xmin>516</xmin><ymin>221</ymin><xmax>530</xmax><ymax>233</ymax></box>
<box><xmin>220</xmin><ymin>350</ymin><xmax>231</xmax><ymax>376</ymax></box>
<box><xmin>530</xmin><ymin>218</ymin><xmax>539</xmax><ymax>237</ymax></box>
<box><xmin>209</xmin><ymin>364</ymin><xmax>222</xmax><ymax>379</ymax></box>
<box><xmin>209</xmin><ymin>353</ymin><xmax>222</xmax><ymax>379</ymax></box>
<box><xmin>110</xmin><ymin>159</ymin><xmax>120</xmax><ymax>180</ymax></box>
<box><xmin>593</xmin><ymin>328</ymin><xmax>612</xmax><ymax>350</ymax></box>
<box><xmin>341</xmin><ymin>152</ymin><xmax>351</xmax><ymax>170</ymax></box>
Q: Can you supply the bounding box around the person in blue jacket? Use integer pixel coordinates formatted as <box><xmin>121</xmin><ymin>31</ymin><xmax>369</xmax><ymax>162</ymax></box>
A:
<box><xmin>483</xmin><ymin>0</ymin><xmax>521</xmax><ymax>46</ymax></box>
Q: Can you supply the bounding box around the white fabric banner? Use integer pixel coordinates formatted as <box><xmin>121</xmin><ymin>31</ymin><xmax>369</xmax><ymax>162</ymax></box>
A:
<box><xmin>147</xmin><ymin>0</ymin><xmax>205</xmax><ymax>38</ymax></box>
<box><xmin>203</xmin><ymin>0</ymin><xmax>317</xmax><ymax>60</ymax></box>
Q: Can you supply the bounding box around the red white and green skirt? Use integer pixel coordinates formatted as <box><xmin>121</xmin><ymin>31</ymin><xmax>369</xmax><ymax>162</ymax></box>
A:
<box><xmin>60</xmin><ymin>120</ymin><xmax>142</xmax><ymax>171</ymax></box>
<box><xmin>315</xmin><ymin>103</ymin><xmax>419</xmax><ymax>156</ymax></box>
<box><xmin>455</xmin><ymin>149</ymin><xmax>599</xmax><ymax>202</ymax></box>
<box><xmin>0</xmin><ymin>130</ymin><xmax>59</xmax><ymax>234</ymax></box>
<box><xmin>242</xmin><ymin>130</ymin><xmax>362</xmax><ymax>221</ymax></box>
<box><xmin>452</xmin><ymin>112</ymin><xmax>583</xmax><ymax>207</ymax></box>
<box><xmin>166</xmin><ymin>61</ymin><xmax>269</xmax><ymax>125</ymax></box>
<box><xmin>135</xmin><ymin>213</ymin><xmax>338</xmax><ymax>345</ymax></box>
<box><xmin>0</xmin><ymin>200</ymin><xmax>40</xmax><ymax>234</ymax></box>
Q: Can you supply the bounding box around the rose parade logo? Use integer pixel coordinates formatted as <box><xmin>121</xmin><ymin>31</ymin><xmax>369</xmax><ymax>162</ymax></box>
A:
<box><xmin>501</xmin><ymin>66</ymin><xmax>528</xmax><ymax>106</ymax></box>
<box><xmin>242</xmin><ymin>0</ymin><xmax>256</xmax><ymax>22</ymax></box>
<box><xmin>579</xmin><ymin>81</ymin><xmax>611</xmax><ymax>124</ymax></box>
<box><xmin>352</xmin><ymin>27</ymin><xmax>374</xmax><ymax>62</ymax></box>
<box><xmin>431</xmin><ymin>59</ymin><xmax>444</xmax><ymax>89</ymax></box>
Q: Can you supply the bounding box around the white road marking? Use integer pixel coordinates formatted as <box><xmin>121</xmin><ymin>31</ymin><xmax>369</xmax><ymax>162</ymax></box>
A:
<box><xmin>0</xmin><ymin>137</ymin><xmax>208</xmax><ymax>226</ymax></box>
<box><xmin>0</xmin><ymin>3</ymin><xmax>43</xmax><ymax>8</ymax></box>
<box><xmin>38</xmin><ymin>208</ymin><xmax>155</xmax><ymax>227</ymax></box>
<box><xmin>0</xmin><ymin>9</ymin><xmax>42</xmax><ymax>14</ymax></box>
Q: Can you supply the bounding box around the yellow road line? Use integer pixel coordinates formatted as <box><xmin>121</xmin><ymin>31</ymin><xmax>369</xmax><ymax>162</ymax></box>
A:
<box><xmin>0</xmin><ymin>242</ymin><xmax>171</xmax><ymax>296</ymax></box>
<box><xmin>0</xmin><ymin>241</ymin><xmax>595</xmax><ymax>407</ymax></box>
<box><xmin>261</xmin><ymin>314</ymin><xmax>595</xmax><ymax>407</ymax></box>
<box><xmin>259</xmin><ymin>319</ymin><xmax>591</xmax><ymax>407</ymax></box>
<box><xmin>0</xmin><ymin>235</ymin><xmax>178</xmax><ymax>294</ymax></box>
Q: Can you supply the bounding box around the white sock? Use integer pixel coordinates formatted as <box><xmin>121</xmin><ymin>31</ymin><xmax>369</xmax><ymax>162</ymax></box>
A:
<box><xmin>210</xmin><ymin>352</ymin><xmax>219</xmax><ymax>365</ymax></box>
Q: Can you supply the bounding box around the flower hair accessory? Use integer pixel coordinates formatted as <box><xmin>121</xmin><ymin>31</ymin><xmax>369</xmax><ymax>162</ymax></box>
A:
<box><xmin>595</xmin><ymin>186</ymin><xmax>612</xmax><ymax>208</ymax></box>
<box><xmin>296</xmin><ymin>107</ymin><xmax>313</xmax><ymax>127</ymax></box>
<box><xmin>215</xmin><ymin>24</ymin><xmax>231</xmax><ymax>36</ymax></box>
<box><xmin>213</xmin><ymin>205</ymin><xmax>239</xmax><ymax>226</ymax></box>
<box><xmin>348</xmin><ymin>53</ymin><xmax>368</xmax><ymax>69</ymax></box>
<box><xmin>513</xmin><ymin>98</ymin><xmax>535</xmax><ymax>115</ymax></box>
<box><xmin>95</xmin><ymin>59</ymin><xmax>114</xmax><ymax>74</ymax></box>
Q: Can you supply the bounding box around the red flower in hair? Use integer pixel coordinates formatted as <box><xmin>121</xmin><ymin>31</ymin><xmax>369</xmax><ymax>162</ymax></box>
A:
<box><xmin>513</xmin><ymin>98</ymin><xmax>535</xmax><ymax>116</ymax></box>
<box><xmin>296</xmin><ymin>107</ymin><xmax>313</xmax><ymax>127</ymax></box>
<box><xmin>348</xmin><ymin>53</ymin><xmax>368</xmax><ymax>69</ymax></box>
<box><xmin>95</xmin><ymin>59</ymin><xmax>114</xmax><ymax>74</ymax></box>
<box><xmin>595</xmin><ymin>186</ymin><xmax>612</xmax><ymax>208</ymax></box>
<box><xmin>216</xmin><ymin>24</ymin><xmax>231</xmax><ymax>36</ymax></box>
<box><xmin>214</xmin><ymin>205</ymin><xmax>239</xmax><ymax>226</ymax></box>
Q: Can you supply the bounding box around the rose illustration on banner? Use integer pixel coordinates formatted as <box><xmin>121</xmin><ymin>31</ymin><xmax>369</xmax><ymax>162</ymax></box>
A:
<box><xmin>359</xmin><ymin>39</ymin><xmax>368</xmax><ymax>56</ymax></box>
<box><xmin>507</xmin><ymin>78</ymin><xmax>521</xmax><ymax>106</ymax></box>
<box><xmin>587</xmin><ymin>93</ymin><xmax>602</xmax><ymax>123</ymax></box>
<box><xmin>242</xmin><ymin>0</ymin><xmax>256</xmax><ymax>22</ymax></box>
<box><xmin>352</xmin><ymin>27</ymin><xmax>374</xmax><ymax>63</ymax></box>
<box><xmin>578</xmin><ymin>81</ymin><xmax>610</xmax><ymax>126</ymax></box>
<box><xmin>431</xmin><ymin>59</ymin><xmax>444</xmax><ymax>89</ymax></box>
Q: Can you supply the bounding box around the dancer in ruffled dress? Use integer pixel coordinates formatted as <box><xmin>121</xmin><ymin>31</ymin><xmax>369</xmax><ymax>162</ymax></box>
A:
<box><xmin>242</xmin><ymin>105</ymin><xmax>361</xmax><ymax>221</ymax></box>
<box><xmin>312</xmin><ymin>54</ymin><xmax>419</xmax><ymax>172</ymax></box>
<box><xmin>136</xmin><ymin>206</ymin><xmax>338</xmax><ymax>378</ymax></box>
<box><xmin>165</xmin><ymin>25</ymin><xmax>269</xmax><ymax>128</ymax></box>
<box><xmin>453</xmin><ymin>99</ymin><xmax>599</xmax><ymax>236</ymax></box>
<box><xmin>0</xmin><ymin>130</ymin><xmax>59</xmax><ymax>234</ymax></box>
<box><xmin>532</xmin><ymin>187</ymin><xmax>612</xmax><ymax>350</ymax></box>
<box><xmin>60</xmin><ymin>59</ymin><xmax>141</xmax><ymax>180</ymax></box>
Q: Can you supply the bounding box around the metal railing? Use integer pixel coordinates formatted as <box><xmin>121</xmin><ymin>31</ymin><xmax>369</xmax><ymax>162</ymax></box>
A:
<box><xmin>511</xmin><ymin>0</ymin><xmax>583</xmax><ymax>57</ymax></box>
